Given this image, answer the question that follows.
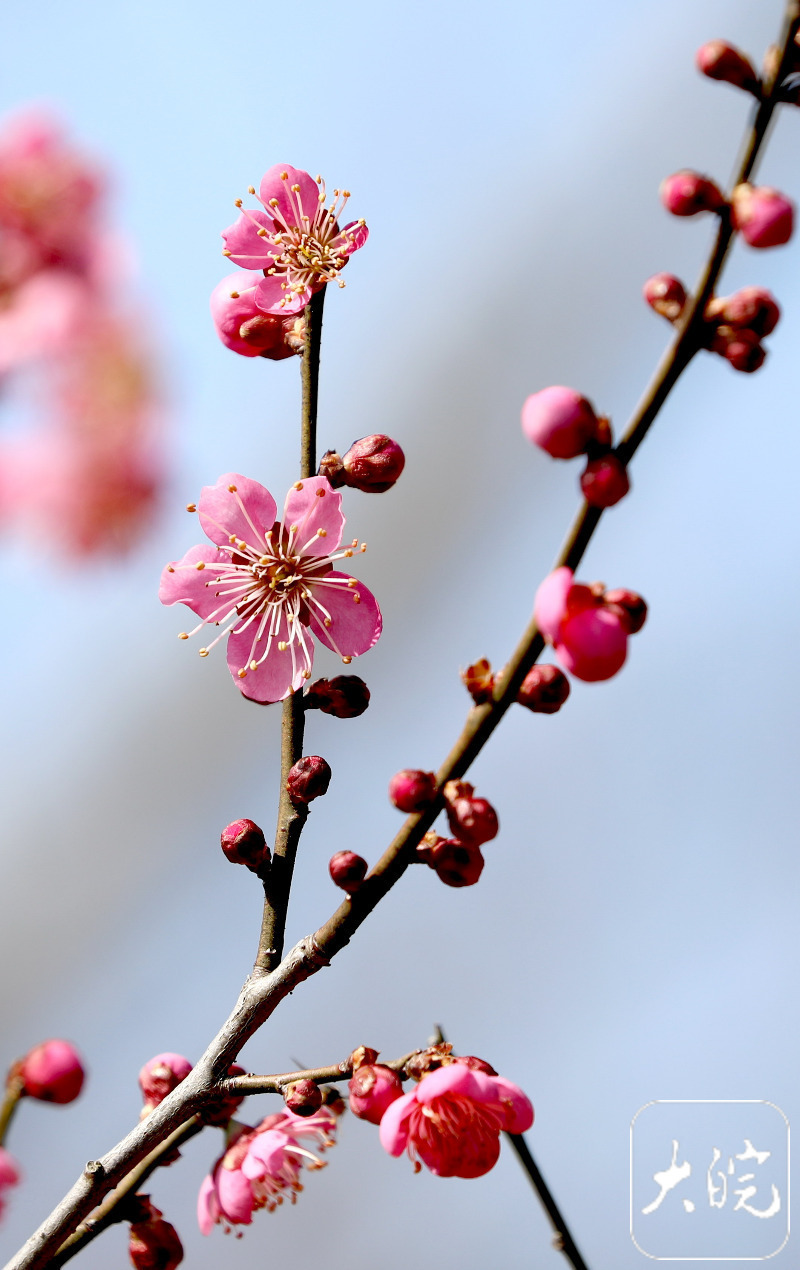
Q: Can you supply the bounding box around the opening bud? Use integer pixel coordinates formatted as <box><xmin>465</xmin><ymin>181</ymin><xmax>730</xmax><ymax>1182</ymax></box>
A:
<box><xmin>580</xmin><ymin>453</ymin><xmax>630</xmax><ymax>508</ymax></box>
<box><xmin>219</xmin><ymin>818</ymin><xmax>270</xmax><ymax>872</ymax></box>
<box><xmin>348</xmin><ymin>1063</ymin><xmax>403</xmax><ymax>1124</ymax></box>
<box><xmin>388</xmin><ymin>768</ymin><xmax>438</xmax><ymax>813</ymax></box>
<box><xmin>443</xmin><ymin>781</ymin><xmax>499</xmax><ymax>847</ymax></box>
<box><xmin>696</xmin><ymin>40</ymin><xmax>759</xmax><ymax>93</ymax></box>
<box><xmin>731</xmin><ymin>184</ymin><xmax>794</xmax><ymax>248</ymax></box>
<box><xmin>128</xmin><ymin>1199</ymin><xmax>184</xmax><ymax>1270</ymax></box>
<box><xmin>660</xmin><ymin>171</ymin><xmax>725</xmax><ymax>217</ymax></box>
<box><xmin>19</xmin><ymin>1040</ymin><xmax>85</xmax><ymax>1105</ymax></box>
<box><xmin>602</xmin><ymin>588</ymin><xmax>648</xmax><ymax>635</ymax></box>
<box><xmin>210</xmin><ymin>273</ymin><xmax>300</xmax><ymax>360</ymax></box>
<box><xmin>711</xmin><ymin>287</ymin><xmax>780</xmax><ymax>336</ymax></box>
<box><xmin>305</xmin><ymin>674</ymin><xmax>371</xmax><ymax>718</ymax></box>
<box><xmin>427</xmin><ymin>838</ymin><xmax>485</xmax><ymax>887</ymax></box>
<box><xmin>342</xmin><ymin>434</ymin><xmax>406</xmax><ymax>493</ymax></box>
<box><xmin>138</xmin><ymin>1053</ymin><xmax>192</xmax><ymax>1110</ymax></box>
<box><xmin>283</xmin><ymin>1078</ymin><xmax>323</xmax><ymax>1116</ymax></box>
<box><xmin>516</xmin><ymin>664</ymin><xmax>571</xmax><ymax>714</ymax></box>
<box><xmin>460</xmin><ymin>658</ymin><xmax>495</xmax><ymax>705</ymax></box>
<box><xmin>329</xmin><ymin>850</ymin><xmax>368</xmax><ymax>893</ymax></box>
<box><xmin>521</xmin><ymin>386</ymin><xmax>604</xmax><ymax>459</ymax></box>
<box><xmin>643</xmin><ymin>273</ymin><xmax>687</xmax><ymax>322</ymax></box>
<box><xmin>287</xmin><ymin>755</ymin><xmax>332</xmax><ymax>805</ymax></box>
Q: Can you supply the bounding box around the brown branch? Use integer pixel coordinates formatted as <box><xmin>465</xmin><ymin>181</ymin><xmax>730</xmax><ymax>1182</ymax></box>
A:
<box><xmin>0</xmin><ymin>1075</ymin><xmax>23</xmax><ymax>1148</ymax></box>
<box><xmin>6</xmin><ymin>8</ymin><xmax>798</xmax><ymax>1268</ymax></box>
<box><xmin>506</xmin><ymin>1132</ymin><xmax>590</xmax><ymax>1270</ymax></box>
<box><xmin>219</xmin><ymin>1049</ymin><xmax>418</xmax><ymax>1098</ymax></box>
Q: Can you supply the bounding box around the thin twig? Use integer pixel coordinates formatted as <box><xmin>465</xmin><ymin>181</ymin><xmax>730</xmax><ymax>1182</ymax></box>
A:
<box><xmin>0</xmin><ymin>1077</ymin><xmax>23</xmax><ymax>1148</ymax></box>
<box><xmin>505</xmin><ymin>1132</ymin><xmax>590</xmax><ymax>1270</ymax></box>
<box><xmin>219</xmin><ymin>1049</ymin><xmax>418</xmax><ymax>1097</ymax></box>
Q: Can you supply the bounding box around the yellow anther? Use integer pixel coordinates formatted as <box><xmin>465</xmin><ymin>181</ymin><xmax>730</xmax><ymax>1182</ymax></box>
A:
<box><xmin>250</xmin><ymin>661</ymin><xmax>258</xmax><ymax>671</ymax></box>
<box><xmin>294</xmin><ymin>481</ymin><xmax>303</xmax><ymax>490</ymax></box>
<box><xmin>196</xmin><ymin>561</ymin><xmax>205</xmax><ymax>570</ymax></box>
<box><xmin>344</xmin><ymin>549</ymin><xmax>353</xmax><ymax>558</ymax></box>
<box><xmin>229</xmin><ymin>534</ymin><xmax>236</xmax><ymax>543</ymax></box>
<box><xmin>178</xmin><ymin>632</ymin><xmax>188</xmax><ymax>640</ymax></box>
<box><xmin>222</xmin><ymin>249</ymin><xmax>232</xmax><ymax>256</ymax></box>
<box><xmin>186</xmin><ymin>503</ymin><xmax>196</xmax><ymax>512</ymax></box>
<box><xmin>248</xmin><ymin>185</ymin><xmax>255</xmax><ymax>194</ymax></box>
<box><xmin>228</xmin><ymin>484</ymin><xmax>238</xmax><ymax>492</ymax></box>
<box><xmin>290</xmin><ymin>524</ymin><xmax>298</xmax><ymax>533</ymax></box>
<box><xmin>257</xmin><ymin>228</ymin><xmax>267</xmax><ymax>237</ymax></box>
<box><xmin>269</xmin><ymin>198</ymin><xmax>279</xmax><ymax>208</ymax></box>
<box><xmin>338</xmin><ymin>280</ymin><xmax>345</xmax><ymax>288</ymax></box>
<box><xmin>278</xmin><ymin>641</ymin><xmax>288</xmax><ymax>651</ymax></box>
<box><xmin>324</xmin><ymin>618</ymin><xmax>332</xmax><ymax>627</ymax></box>
<box><xmin>347</xmin><ymin>578</ymin><xmax>357</xmax><ymax>587</ymax></box>
<box><xmin>167</xmin><ymin>565</ymin><xmax>175</xmax><ymax>573</ymax></box>
<box><xmin>360</xmin><ymin>543</ymin><xmax>367</xmax><ymax>552</ymax></box>
<box><xmin>353</xmin><ymin>594</ymin><xmax>361</xmax><ymax>604</ymax></box>
<box><xmin>342</xmin><ymin>656</ymin><xmax>352</xmax><ymax>665</ymax></box>
<box><xmin>318</xmin><ymin>528</ymin><xmax>327</xmax><ymax>538</ymax></box>
<box><xmin>280</xmin><ymin>172</ymin><xmax>289</xmax><ymax>180</ymax></box>
<box><xmin>342</xmin><ymin>190</ymin><xmax>351</xmax><ymax>198</ymax></box>
<box><xmin>316</xmin><ymin>487</ymin><xmax>326</xmax><ymax>497</ymax></box>
<box><xmin>237</xmin><ymin>539</ymin><xmax>247</xmax><ymax>549</ymax></box>
<box><xmin>259</xmin><ymin>555</ymin><xmax>270</xmax><ymax>565</ymax></box>
<box><xmin>287</xmin><ymin>614</ymin><xmax>294</xmax><ymax>623</ymax></box>
<box><xmin>302</xmin><ymin>670</ymin><xmax>311</xmax><ymax>679</ymax></box>
<box><xmin>291</xmin><ymin>183</ymin><xmax>300</xmax><ymax>192</ymax></box>
<box><xmin>199</xmin><ymin>648</ymin><xmax>209</xmax><ymax>657</ymax></box>
<box><xmin>229</xmin><ymin>290</ymin><xmax>240</xmax><ymax>299</ymax></box>
<box><xmin>238</xmin><ymin>668</ymin><xmax>247</xmax><ymax>678</ymax></box>
<box><xmin>234</xmin><ymin>198</ymin><xmax>243</xmax><ymax>207</ymax></box>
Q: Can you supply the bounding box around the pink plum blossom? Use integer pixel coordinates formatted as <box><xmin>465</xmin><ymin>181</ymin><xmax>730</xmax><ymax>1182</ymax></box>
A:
<box><xmin>160</xmin><ymin>474</ymin><xmax>382</xmax><ymax>703</ymax></box>
<box><xmin>221</xmin><ymin>164</ymin><xmax>368</xmax><ymax>315</ymax></box>
<box><xmin>0</xmin><ymin>1147</ymin><xmax>20</xmax><ymax>1221</ymax></box>
<box><xmin>534</xmin><ymin>567</ymin><xmax>629</xmax><ymax>682</ymax></box>
<box><xmin>379</xmin><ymin>1058</ymin><xmax>533</xmax><ymax>1178</ymax></box>
<box><xmin>198</xmin><ymin>1107</ymin><xmax>337</xmax><ymax>1233</ymax></box>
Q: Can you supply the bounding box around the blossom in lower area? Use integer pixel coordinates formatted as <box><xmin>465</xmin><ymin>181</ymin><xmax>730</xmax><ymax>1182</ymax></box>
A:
<box><xmin>160</xmin><ymin>474</ymin><xmax>382</xmax><ymax>703</ymax></box>
<box><xmin>534</xmin><ymin>566</ymin><xmax>632</xmax><ymax>682</ymax></box>
<box><xmin>221</xmin><ymin>164</ymin><xmax>368</xmax><ymax>314</ymax></box>
<box><xmin>0</xmin><ymin>1147</ymin><xmax>20</xmax><ymax>1221</ymax></box>
<box><xmin>379</xmin><ymin>1058</ymin><xmax>533</xmax><ymax>1178</ymax></box>
<box><xmin>197</xmin><ymin>1107</ymin><xmax>337</xmax><ymax>1233</ymax></box>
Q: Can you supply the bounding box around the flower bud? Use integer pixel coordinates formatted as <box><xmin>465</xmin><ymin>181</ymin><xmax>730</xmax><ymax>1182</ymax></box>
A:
<box><xmin>710</xmin><ymin>326</ymin><xmax>766</xmax><ymax>373</ymax></box>
<box><xmin>342</xmin><ymin>434</ymin><xmax>406</xmax><ymax>493</ymax></box>
<box><xmin>347</xmin><ymin>1045</ymin><xmax>380</xmax><ymax>1070</ymax></box>
<box><xmin>715</xmin><ymin>287</ymin><xmax>780</xmax><ymax>336</ymax></box>
<box><xmin>287</xmin><ymin>755</ymin><xmax>332</xmax><ymax>805</ymax></box>
<box><xmin>660</xmin><ymin>170</ymin><xmax>725</xmax><ymax>217</ymax></box>
<box><xmin>128</xmin><ymin>1199</ymin><xmax>184</xmax><ymax>1270</ymax></box>
<box><xmin>388</xmin><ymin>768</ymin><xmax>437</xmax><ymax>813</ymax></box>
<box><xmin>580</xmin><ymin>453</ymin><xmax>630</xmax><ymax>508</ymax></box>
<box><xmin>348</xmin><ymin>1063</ymin><xmax>403</xmax><ymax>1124</ymax></box>
<box><xmin>304</xmin><ymin>674</ymin><xmax>370</xmax><ymax>718</ymax></box>
<box><xmin>454</xmin><ymin>1054</ymin><xmax>499</xmax><ymax>1076</ymax></box>
<box><xmin>329</xmin><ymin>850</ymin><xmax>368</xmax><ymax>893</ymax></box>
<box><xmin>516</xmin><ymin>664</ymin><xmax>571</xmax><ymax>714</ymax></box>
<box><xmin>219</xmin><ymin>818</ymin><xmax>270</xmax><ymax>872</ymax></box>
<box><xmin>643</xmin><ymin>273</ymin><xmax>687</xmax><ymax>322</ymax></box>
<box><xmin>696</xmin><ymin>40</ymin><xmax>759</xmax><ymax>92</ymax></box>
<box><xmin>203</xmin><ymin>1064</ymin><xmax>245</xmax><ymax>1127</ymax></box>
<box><xmin>427</xmin><ymin>838</ymin><xmax>485</xmax><ymax>887</ymax></box>
<box><xmin>603</xmin><ymin>588</ymin><xmax>648</xmax><ymax>635</ymax></box>
<box><xmin>460</xmin><ymin>658</ymin><xmax>495</xmax><ymax>704</ymax></box>
<box><xmin>521</xmin><ymin>386</ymin><xmax>603</xmax><ymax>459</ymax></box>
<box><xmin>404</xmin><ymin>1044</ymin><xmax>453</xmax><ymax>1081</ymax></box>
<box><xmin>731</xmin><ymin>183</ymin><xmax>794</xmax><ymax>248</ymax></box>
<box><xmin>317</xmin><ymin>449</ymin><xmax>346</xmax><ymax>488</ymax></box>
<box><xmin>443</xmin><ymin>781</ymin><xmax>499</xmax><ymax>847</ymax></box>
<box><xmin>20</xmin><ymin>1040</ymin><xmax>85</xmax><ymax>1104</ymax></box>
<box><xmin>138</xmin><ymin>1053</ymin><xmax>192</xmax><ymax>1109</ymax></box>
<box><xmin>283</xmin><ymin>1078</ymin><xmax>323</xmax><ymax>1117</ymax></box>
<box><xmin>210</xmin><ymin>273</ymin><xmax>299</xmax><ymax>360</ymax></box>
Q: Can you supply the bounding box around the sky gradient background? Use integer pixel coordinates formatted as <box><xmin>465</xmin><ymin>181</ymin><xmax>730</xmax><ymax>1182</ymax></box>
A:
<box><xmin>1</xmin><ymin>0</ymin><xmax>799</xmax><ymax>1266</ymax></box>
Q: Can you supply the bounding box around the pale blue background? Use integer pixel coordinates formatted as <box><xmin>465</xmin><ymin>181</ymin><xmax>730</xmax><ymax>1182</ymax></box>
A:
<box><xmin>1</xmin><ymin>1</ymin><xmax>799</xmax><ymax>1267</ymax></box>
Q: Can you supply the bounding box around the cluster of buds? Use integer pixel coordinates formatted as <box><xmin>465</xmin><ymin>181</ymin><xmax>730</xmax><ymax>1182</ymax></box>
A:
<box><xmin>347</xmin><ymin>1046</ymin><xmax>404</xmax><ymax>1124</ymax></box>
<box><xmin>461</xmin><ymin>657</ymin><xmax>571</xmax><ymax>715</ymax></box>
<box><xmin>645</xmin><ymin>275</ymin><xmax>780</xmax><ymax>373</ymax></box>
<box><xmin>658</xmin><ymin>170</ymin><xmax>794</xmax><ymax>249</ymax></box>
<box><xmin>318</xmin><ymin>434</ymin><xmax>406</xmax><ymax>494</ymax></box>
<box><xmin>128</xmin><ymin>1197</ymin><xmax>184</xmax><ymax>1270</ymax></box>
<box><xmin>535</xmin><ymin>568</ymin><xmax>647</xmax><ymax>682</ymax></box>
<box><xmin>520</xmin><ymin>387</ymin><xmax>629</xmax><ymax>509</ymax></box>
<box><xmin>416</xmin><ymin>780</ymin><xmax>499</xmax><ymax>888</ymax></box>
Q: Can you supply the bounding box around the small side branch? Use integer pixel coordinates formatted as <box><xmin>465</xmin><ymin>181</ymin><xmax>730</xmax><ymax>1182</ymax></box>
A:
<box><xmin>506</xmin><ymin>1132</ymin><xmax>590</xmax><ymax>1270</ymax></box>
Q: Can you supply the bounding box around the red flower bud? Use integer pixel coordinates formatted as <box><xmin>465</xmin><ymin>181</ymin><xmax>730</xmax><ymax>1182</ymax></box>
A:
<box><xmin>329</xmin><ymin>850</ymin><xmax>368</xmax><ymax>893</ymax></box>
<box><xmin>603</xmin><ymin>588</ymin><xmax>648</xmax><ymax>635</ymax></box>
<box><xmin>19</xmin><ymin>1040</ymin><xmax>85</xmax><ymax>1105</ymax></box>
<box><xmin>426</xmin><ymin>838</ymin><xmax>485</xmax><ymax>887</ymax></box>
<box><xmin>521</xmin><ymin>386</ymin><xmax>603</xmax><ymax>459</ymax></box>
<box><xmin>341</xmin><ymin>434</ymin><xmax>406</xmax><ymax>492</ymax></box>
<box><xmin>139</xmin><ymin>1053</ymin><xmax>192</xmax><ymax>1111</ymax></box>
<box><xmin>696</xmin><ymin>40</ymin><xmax>759</xmax><ymax>92</ymax></box>
<box><xmin>305</xmin><ymin>674</ymin><xmax>371</xmax><ymax>718</ymax></box>
<box><xmin>516</xmin><ymin>664</ymin><xmax>571</xmax><ymax>714</ymax></box>
<box><xmin>580</xmin><ymin>453</ymin><xmax>630</xmax><ymax>508</ymax></box>
<box><xmin>460</xmin><ymin>658</ymin><xmax>495</xmax><ymax>704</ymax></box>
<box><xmin>443</xmin><ymin>781</ymin><xmax>499</xmax><ymax>847</ymax></box>
<box><xmin>219</xmin><ymin>818</ymin><xmax>270</xmax><ymax>872</ymax></box>
<box><xmin>287</xmin><ymin>756</ymin><xmax>332</xmax><ymax>805</ymax></box>
<box><xmin>710</xmin><ymin>326</ymin><xmax>766</xmax><ymax>373</ymax></box>
<box><xmin>731</xmin><ymin>183</ymin><xmax>794</xmax><ymax>248</ymax></box>
<box><xmin>283</xmin><ymin>1078</ymin><xmax>323</xmax><ymax>1116</ymax></box>
<box><xmin>129</xmin><ymin>1200</ymin><xmax>184</xmax><ymax>1270</ymax></box>
<box><xmin>348</xmin><ymin>1063</ymin><xmax>403</xmax><ymax>1123</ymax></box>
<box><xmin>714</xmin><ymin>287</ymin><xmax>780</xmax><ymax>336</ymax></box>
<box><xmin>660</xmin><ymin>170</ymin><xmax>725</xmax><ymax>217</ymax></box>
<box><xmin>388</xmin><ymin>769</ymin><xmax>438</xmax><ymax>813</ymax></box>
<box><xmin>643</xmin><ymin>273</ymin><xmax>687</xmax><ymax>322</ymax></box>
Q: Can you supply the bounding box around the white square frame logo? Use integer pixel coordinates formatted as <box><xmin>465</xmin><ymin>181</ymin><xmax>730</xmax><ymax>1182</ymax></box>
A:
<box><xmin>630</xmin><ymin>1100</ymin><xmax>790</xmax><ymax>1261</ymax></box>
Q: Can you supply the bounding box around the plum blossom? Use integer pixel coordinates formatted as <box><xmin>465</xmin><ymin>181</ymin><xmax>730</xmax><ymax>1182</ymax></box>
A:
<box><xmin>379</xmin><ymin>1058</ymin><xmax>533</xmax><ymax>1178</ymax></box>
<box><xmin>160</xmin><ymin>474</ymin><xmax>382</xmax><ymax>703</ymax></box>
<box><xmin>534</xmin><ymin>566</ymin><xmax>631</xmax><ymax>682</ymax></box>
<box><xmin>197</xmin><ymin>1107</ymin><xmax>337</xmax><ymax>1234</ymax></box>
<box><xmin>221</xmin><ymin>164</ymin><xmax>368</xmax><ymax>315</ymax></box>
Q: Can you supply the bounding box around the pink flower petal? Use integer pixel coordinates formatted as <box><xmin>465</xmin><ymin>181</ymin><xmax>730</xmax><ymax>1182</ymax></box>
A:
<box><xmin>378</xmin><ymin>1090</ymin><xmax>417</xmax><ymax>1156</ymax></box>
<box><xmin>159</xmin><ymin>544</ymin><xmax>231</xmax><ymax>620</ymax></box>
<box><xmin>335</xmin><ymin>220</ymin><xmax>369</xmax><ymax>254</ymax></box>
<box><xmin>305</xmin><ymin>572</ymin><xmax>382</xmax><ymax>658</ymax></box>
<box><xmin>282</xmin><ymin>476</ymin><xmax>344</xmax><ymax>554</ymax></box>
<box><xmin>241</xmin><ymin>1130</ymin><xmax>290</xmax><ymax>1180</ymax></box>
<box><xmin>216</xmin><ymin>1166</ymin><xmax>254</xmax><ymax>1225</ymax></box>
<box><xmin>259</xmin><ymin>164</ymin><xmax>321</xmax><ymax>227</ymax></box>
<box><xmin>221</xmin><ymin>209</ymin><xmax>282</xmax><ymax>271</ymax></box>
<box><xmin>255</xmin><ymin>272</ymin><xmax>310</xmax><ymax>316</ymax></box>
<box><xmin>491</xmin><ymin>1077</ymin><xmax>534</xmax><ymax>1133</ymax></box>
<box><xmin>556</xmin><ymin>607</ymin><xmax>627</xmax><ymax>682</ymax></box>
<box><xmin>415</xmin><ymin>1063</ymin><xmax>496</xmax><ymax>1105</ymax></box>
<box><xmin>534</xmin><ymin>567</ymin><xmax>573</xmax><ymax>642</ymax></box>
<box><xmin>197</xmin><ymin>1173</ymin><xmax>220</xmax><ymax>1236</ymax></box>
<box><xmin>198</xmin><ymin>473</ymin><xmax>277</xmax><ymax>550</ymax></box>
<box><xmin>227</xmin><ymin>607</ymin><xmax>312</xmax><ymax>702</ymax></box>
